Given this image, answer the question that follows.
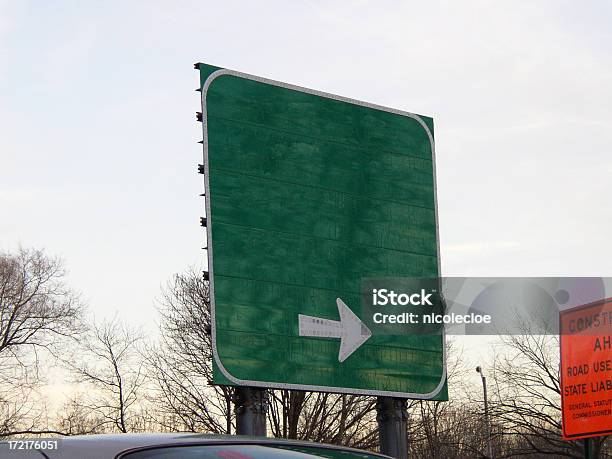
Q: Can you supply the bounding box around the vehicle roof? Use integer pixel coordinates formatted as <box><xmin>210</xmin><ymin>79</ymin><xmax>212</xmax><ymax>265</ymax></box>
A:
<box><xmin>1</xmin><ymin>433</ymin><xmax>391</xmax><ymax>459</ymax></box>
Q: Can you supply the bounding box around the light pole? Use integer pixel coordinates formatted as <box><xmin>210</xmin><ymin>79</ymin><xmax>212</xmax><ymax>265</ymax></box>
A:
<box><xmin>476</xmin><ymin>366</ymin><xmax>493</xmax><ymax>458</ymax></box>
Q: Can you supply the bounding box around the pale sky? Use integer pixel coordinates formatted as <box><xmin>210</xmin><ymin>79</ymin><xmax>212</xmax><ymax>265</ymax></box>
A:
<box><xmin>1</xmin><ymin>0</ymin><xmax>611</xmax><ymax>333</ymax></box>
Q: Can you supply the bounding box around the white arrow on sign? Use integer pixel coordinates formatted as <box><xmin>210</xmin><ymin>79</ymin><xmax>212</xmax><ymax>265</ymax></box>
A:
<box><xmin>298</xmin><ymin>298</ymin><xmax>372</xmax><ymax>363</ymax></box>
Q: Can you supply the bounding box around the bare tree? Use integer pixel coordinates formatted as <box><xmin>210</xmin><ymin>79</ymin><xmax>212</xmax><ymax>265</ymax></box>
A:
<box><xmin>56</xmin><ymin>395</ymin><xmax>107</xmax><ymax>435</ymax></box>
<box><xmin>489</xmin><ymin>333</ymin><xmax>610</xmax><ymax>458</ymax></box>
<box><xmin>67</xmin><ymin>317</ymin><xmax>147</xmax><ymax>433</ymax></box>
<box><xmin>406</xmin><ymin>401</ymin><xmax>490</xmax><ymax>459</ymax></box>
<box><xmin>272</xmin><ymin>391</ymin><xmax>378</xmax><ymax>449</ymax></box>
<box><xmin>0</xmin><ymin>248</ymin><xmax>82</xmax><ymax>437</ymax></box>
<box><xmin>0</xmin><ymin>248</ymin><xmax>82</xmax><ymax>362</ymax></box>
<box><xmin>147</xmin><ymin>269</ymin><xmax>234</xmax><ymax>433</ymax></box>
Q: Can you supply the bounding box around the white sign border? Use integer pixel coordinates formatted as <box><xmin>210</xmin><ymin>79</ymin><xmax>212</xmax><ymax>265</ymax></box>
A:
<box><xmin>200</xmin><ymin>67</ymin><xmax>447</xmax><ymax>399</ymax></box>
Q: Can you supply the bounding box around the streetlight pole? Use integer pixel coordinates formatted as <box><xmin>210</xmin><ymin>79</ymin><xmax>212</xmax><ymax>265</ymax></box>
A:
<box><xmin>476</xmin><ymin>366</ymin><xmax>493</xmax><ymax>458</ymax></box>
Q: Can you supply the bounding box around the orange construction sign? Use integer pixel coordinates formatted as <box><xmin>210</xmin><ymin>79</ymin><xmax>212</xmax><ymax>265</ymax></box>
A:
<box><xmin>561</xmin><ymin>297</ymin><xmax>612</xmax><ymax>440</ymax></box>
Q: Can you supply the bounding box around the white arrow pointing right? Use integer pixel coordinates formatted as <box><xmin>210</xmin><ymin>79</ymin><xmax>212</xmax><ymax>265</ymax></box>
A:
<box><xmin>298</xmin><ymin>298</ymin><xmax>372</xmax><ymax>362</ymax></box>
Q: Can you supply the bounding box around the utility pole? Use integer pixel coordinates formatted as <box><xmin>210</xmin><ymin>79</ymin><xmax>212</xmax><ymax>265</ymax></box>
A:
<box><xmin>377</xmin><ymin>396</ymin><xmax>408</xmax><ymax>459</ymax></box>
<box><xmin>476</xmin><ymin>366</ymin><xmax>493</xmax><ymax>458</ymax></box>
<box><xmin>235</xmin><ymin>387</ymin><xmax>268</xmax><ymax>436</ymax></box>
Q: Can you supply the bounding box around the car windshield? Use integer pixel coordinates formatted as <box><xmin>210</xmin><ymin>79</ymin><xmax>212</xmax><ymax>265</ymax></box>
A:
<box><xmin>121</xmin><ymin>444</ymin><xmax>382</xmax><ymax>459</ymax></box>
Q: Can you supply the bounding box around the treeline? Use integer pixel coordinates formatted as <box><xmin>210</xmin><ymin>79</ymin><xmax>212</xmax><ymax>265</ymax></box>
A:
<box><xmin>0</xmin><ymin>248</ymin><xmax>610</xmax><ymax>458</ymax></box>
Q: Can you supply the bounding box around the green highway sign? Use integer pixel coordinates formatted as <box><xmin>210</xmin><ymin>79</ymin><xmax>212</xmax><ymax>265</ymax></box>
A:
<box><xmin>197</xmin><ymin>63</ymin><xmax>446</xmax><ymax>399</ymax></box>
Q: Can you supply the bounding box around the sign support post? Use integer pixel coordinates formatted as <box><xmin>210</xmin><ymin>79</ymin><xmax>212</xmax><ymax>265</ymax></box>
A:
<box><xmin>583</xmin><ymin>438</ymin><xmax>598</xmax><ymax>459</ymax></box>
<box><xmin>234</xmin><ymin>386</ymin><xmax>268</xmax><ymax>436</ymax></box>
<box><xmin>377</xmin><ymin>396</ymin><xmax>408</xmax><ymax>459</ymax></box>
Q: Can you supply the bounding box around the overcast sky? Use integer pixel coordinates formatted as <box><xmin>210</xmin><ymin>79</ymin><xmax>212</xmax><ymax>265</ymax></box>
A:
<box><xmin>1</xmin><ymin>1</ymin><xmax>611</xmax><ymax>332</ymax></box>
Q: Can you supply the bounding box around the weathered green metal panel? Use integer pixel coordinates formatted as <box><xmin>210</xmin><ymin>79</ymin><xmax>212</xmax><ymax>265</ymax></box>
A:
<box><xmin>198</xmin><ymin>64</ymin><xmax>446</xmax><ymax>399</ymax></box>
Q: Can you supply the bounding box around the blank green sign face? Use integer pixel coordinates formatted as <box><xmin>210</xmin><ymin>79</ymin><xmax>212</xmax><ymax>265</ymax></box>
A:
<box><xmin>198</xmin><ymin>63</ymin><xmax>446</xmax><ymax>399</ymax></box>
